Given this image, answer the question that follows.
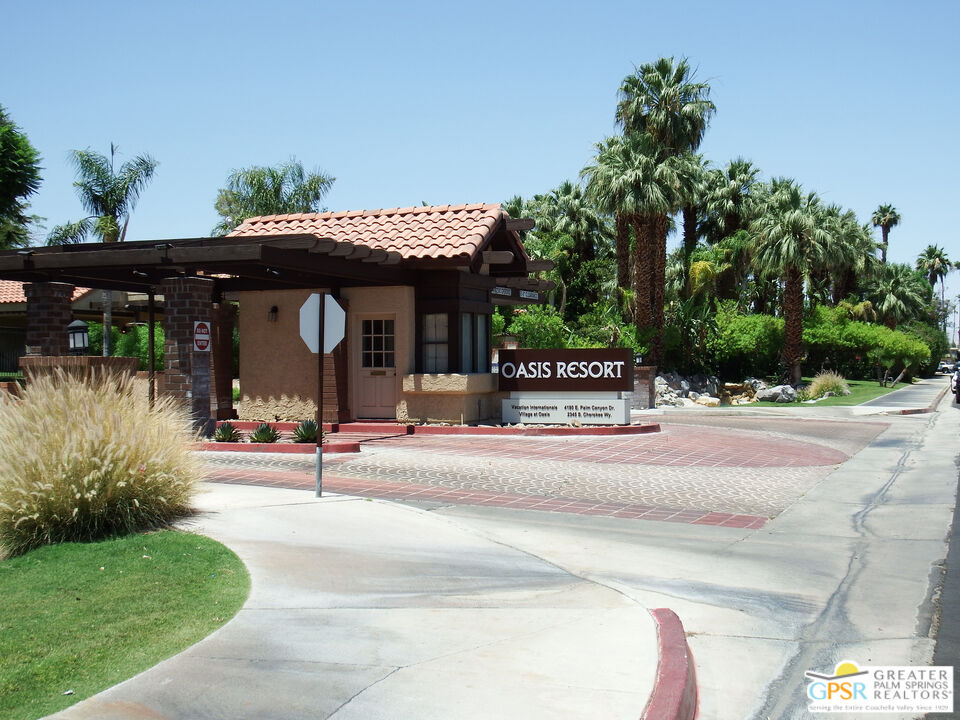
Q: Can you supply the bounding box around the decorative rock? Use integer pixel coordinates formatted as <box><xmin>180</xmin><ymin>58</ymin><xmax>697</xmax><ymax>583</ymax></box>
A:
<box><xmin>687</xmin><ymin>391</ymin><xmax>700</xmax><ymax>401</ymax></box>
<box><xmin>756</xmin><ymin>384</ymin><xmax>798</xmax><ymax>403</ymax></box>
<box><xmin>695</xmin><ymin>395</ymin><xmax>720</xmax><ymax>407</ymax></box>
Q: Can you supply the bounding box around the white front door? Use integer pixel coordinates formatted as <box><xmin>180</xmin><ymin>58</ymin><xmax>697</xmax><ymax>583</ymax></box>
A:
<box><xmin>357</xmin><ymin>317</ymin><xmax>397</xmax><ymax>418</ymax></box>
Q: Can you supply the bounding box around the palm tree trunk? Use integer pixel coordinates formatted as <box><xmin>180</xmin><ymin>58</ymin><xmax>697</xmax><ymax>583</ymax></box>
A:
<box><xmin>615</xmin><ymin>213</ymin><xmax>630</xmax><ymax>292</ymax></box>
<box><xmin>630</xmin><ymin>215</ymin><xmax>653</xmax><ymax>333</ymax></box>
<box><xmin>783</xmin><ymin>267</ymin><xmax>804</xmax><ymax>386</ymax></box>
<box><xmin>880</xmin><ymin>226</ymin><xmax>889</xmax><ymax>264</ymax></box>
<box><xmin>650</xmin><ymin>214</ymin><xmax>669</xmax><ymax>369</ymax></box>
<box><xmin>102</xmin><ymin>289</ymin><xmax>112</xmax><ymax>356</ymax></box>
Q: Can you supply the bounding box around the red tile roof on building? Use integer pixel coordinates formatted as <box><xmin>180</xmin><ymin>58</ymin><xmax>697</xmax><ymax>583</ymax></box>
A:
<box><xmin>0</xmin><ymin>280</ymin><xmax>88</xmax><ymax>304</ymax></box>
<box><xmin>229</xmin><ymin>203</ymin><xmax>509</xmax><ymax>261</ymax></box>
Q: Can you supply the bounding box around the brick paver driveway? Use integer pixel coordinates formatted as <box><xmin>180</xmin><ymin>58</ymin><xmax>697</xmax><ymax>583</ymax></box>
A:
<box><xmin>203</xmin><ymin>416</ymin><xmax>890</xmax><ymax>528</ymax></box>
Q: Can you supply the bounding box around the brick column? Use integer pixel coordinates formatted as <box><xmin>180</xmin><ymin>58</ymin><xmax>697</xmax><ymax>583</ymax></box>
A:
<box><xmin>158</xmin><ymin>277</ymin><xmax>214</xmax><ymax>432</ymax></box>
<box><xmin>210</xmin><ymin>302</ymin><xmax>237</xmax><ymax>420</ymax></box>
<box><xmin>24</xmin><ymin>282</ymin><xmax>74</xmax><ymax>356</ymax></box>
<box><xmin>632</xmin><ymin>365</ymin><xmax>657</xmax><ymax>410</ymax></box>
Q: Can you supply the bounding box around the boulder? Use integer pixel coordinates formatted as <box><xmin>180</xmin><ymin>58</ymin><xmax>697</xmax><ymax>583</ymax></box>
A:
<box><xmin>755</xmin><ymin>384</ymin><xmax>798</xmax><ymax>403</ymax></box>
<box><xmin>695</xmin><ymin>395</ymin><xmax>720</xmax><ymax>407</ymax></box>
<box><xmin>744</xmin><ymin>377</ymin><xmax>767</xmax><ymax>394</ymax></box>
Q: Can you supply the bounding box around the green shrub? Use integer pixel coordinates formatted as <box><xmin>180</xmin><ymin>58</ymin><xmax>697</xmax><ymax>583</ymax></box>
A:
<box><xmin>293</xmin><ymin>419</ymin><xmax>319</xmax><ymax>443</ymax></box>
<box><xmin>0</xmin><ymin>371</ymin><xmax>200</xmax><ymax>558</ymax></box>
<box><xmin>707</xmin><ymin>305</ymin><xmax>784</xmax><ymax>379</ymax></box>
<box><xmin>800</xmin><ymin>371</ymin><xmax>851</xmax><ymax>400</ymax></box>
<box><xmin>248</xmin><ymin>423</ymin><xmax>281</xmax><ymax>443</ymax></box>
<box><xmin>214</xmin><ymin>422</ymin><xmax>241</xmax><ymax>442</ymax></box>
<box><xmin>900</xmin><ymin>320</ymin><xmax>949</xmax><ymax>377</ymax></box>
<box><xmin>506</xmin><ymin>305</ymin><xmax>567</xmax><ymax>349</ymax></box>
<box><xmin>87</xmin><ymin>322</ymin><xmax>165</xmax><ymax>372</ymax></box>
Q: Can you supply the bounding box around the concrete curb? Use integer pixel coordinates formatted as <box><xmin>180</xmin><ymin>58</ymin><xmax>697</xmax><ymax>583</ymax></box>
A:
<box><xmin>199</xmin><ymin>441</ymin><xmax>361</xmax><ymax>454</ymax></box>
<box><xmin>643</xmin><ymin>608</ymin><xmax>698</xmax><ymax>720</ymax></box>
<box><xmin>896</xmin><ymin>382</ymin><xmax>950</xmax><ymax>415</ymax></box>
<box><xmin>216</xmin><ymin>420</ymin><xmax>661</xmax><ymax>437</ymax></box>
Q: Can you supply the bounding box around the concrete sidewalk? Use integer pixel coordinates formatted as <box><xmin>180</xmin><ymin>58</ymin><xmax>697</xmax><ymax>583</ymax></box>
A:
<box><xmin>48</xmin><ymin>484</ymin><xmax>660</xmax><ymax>720</ymax></box>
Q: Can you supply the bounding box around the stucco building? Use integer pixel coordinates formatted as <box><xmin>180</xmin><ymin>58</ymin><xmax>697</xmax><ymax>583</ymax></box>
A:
<box><xmin>229</xmin><ymin>203</ymin><xmax>550</xmax><ymax>424</ymax></box>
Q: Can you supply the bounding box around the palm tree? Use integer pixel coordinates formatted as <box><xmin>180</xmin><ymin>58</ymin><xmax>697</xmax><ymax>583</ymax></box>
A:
<box><xmin>213</xmin><ymin>158</ymin><xmax>334</xmax><ymax>235</ymax></box>
<box><xmin>751</xmin><ymin>180</ymin><xmax>839</xmax><ymax>385</ymax></box>
<box><xmin>915</xmin><ymin>244</ymin><xmax>953</xmax><ymax>307</ymax></box>
<box><xmin>583</xmin><ymin>136</ymin><xmax>634</xmax><ymax>293</ymax></box>
<box><xmin>535</xmin><ymin>180</ymin><xmax>606</xmax><ymax>264</ymax></box>
<box><xmin>48</xmin><ymin>144</ymin><xmax>158</xmax><ymax>355</ymax></box>
<box><xmin>705</xmin><ymin>158</ymin><xmax>760</xmax><ymax>243</ymax></box>
<box><xmin>616</xmin><ymin>57</ymin><xmax>716</xmax><ymax>156</ymax></box>
<box><xmin>815</xmin><ymin>205</ymin><xmax>873</xmax><ymax>306</ymax></box>
<box><xmin>871</xmin><ymin>204</ymin><xmax>900</xmax><ymax>264</ymax></box>
<box><xmin>865</xmin><ymin>263</ymin><xmax>930</xmax><ymax>329</ymax></box>
<box><xmin>614</xmin><ymin>57</ymin><xmax>715</xmax><ymax>367</ymax></box>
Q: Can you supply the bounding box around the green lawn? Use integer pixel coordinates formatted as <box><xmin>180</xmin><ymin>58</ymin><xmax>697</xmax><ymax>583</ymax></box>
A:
<box><xmin>0</xmin><ymin>531</ymin><xmax>249</xmax><ymax>720</ymax></box>
<box><xmin>746</xmin><ymin>377</ymin><xmax>908</xmax><ymax>407</ymax></box>
<box><xmin>802</xmin><ymin>377</ymin><xmax>908</xmax><ymax>406</ymax></box>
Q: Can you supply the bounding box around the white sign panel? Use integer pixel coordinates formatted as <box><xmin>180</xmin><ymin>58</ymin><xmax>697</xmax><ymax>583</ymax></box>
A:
<box><xmin>299</xmin><ymin>294</ymin><xmax>346</xmax><ymax>354</ymax></box>
<box><xmin>193</xmin><ymin>321</ymin><xmax>211</xmax><ymax>352</ymax></box>
<box><xmin>502</xmin><ymin>398</ymin><xmax>630</xmax><ymax>425</ymax></box>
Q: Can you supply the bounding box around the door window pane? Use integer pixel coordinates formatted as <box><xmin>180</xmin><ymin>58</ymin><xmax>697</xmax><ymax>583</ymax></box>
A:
<box><xmin>362</xmin><ymin>317</ymin><xmax>395</xmax><ymax>369</ymax></box>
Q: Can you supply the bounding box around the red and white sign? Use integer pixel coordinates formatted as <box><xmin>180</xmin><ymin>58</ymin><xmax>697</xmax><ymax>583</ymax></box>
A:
<box><xmin>193</xmin><ymin>321</ymin><xmax>211</xmax><ymax>352</ymax></box>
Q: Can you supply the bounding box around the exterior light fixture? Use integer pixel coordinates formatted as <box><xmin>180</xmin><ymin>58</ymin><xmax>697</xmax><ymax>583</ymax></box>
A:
<box><xmin>267</xmin><ymin>305</ymin><xmax>279</xmax><ymax>323</ymax></box>
<box><xmin>67</xmin><ymin>319</ymin><xmax>89</xmax><ymax>355</ymax></box>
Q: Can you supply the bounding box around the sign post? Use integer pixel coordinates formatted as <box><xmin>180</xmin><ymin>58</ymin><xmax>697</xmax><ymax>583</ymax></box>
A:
<box><xmin>299</xmin><ymin>294</ymin><xmax>346</xmax><ymax>497</ymax></box>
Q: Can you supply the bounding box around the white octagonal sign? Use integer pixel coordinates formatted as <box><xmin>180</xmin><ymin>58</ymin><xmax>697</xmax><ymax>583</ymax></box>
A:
<box><xmin>299</xmin><ymin>294</ymin><xmax>346</xmax><ymax>354</ymax></box>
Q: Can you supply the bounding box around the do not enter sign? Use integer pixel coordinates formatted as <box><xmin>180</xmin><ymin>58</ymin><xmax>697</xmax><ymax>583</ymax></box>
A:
<box><xmin>193</xmin><ymin>321</ymin><xmax>211</xmax><ymax>352</ymax></box>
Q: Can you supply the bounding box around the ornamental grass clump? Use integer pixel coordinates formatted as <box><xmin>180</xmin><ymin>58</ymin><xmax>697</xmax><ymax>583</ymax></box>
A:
<box><xmin>800</xmin><ymin>371</ymin><xmax>851</xmax><ymax>401</ymax></box>
<box><xmin>0</xmin><ymin>371</ymin><xmax>201</xmax><ymax>558</ymax></box>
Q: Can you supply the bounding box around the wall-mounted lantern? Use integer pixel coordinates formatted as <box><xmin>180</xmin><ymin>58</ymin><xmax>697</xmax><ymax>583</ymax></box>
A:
<box><xmin>267</xmin><ymin>305</ymin><xmax>279</xmax><ymax>323</ymax></box>
<box><xmin>67</xmin><ymin>320</ymin><xmax>89</xmax><ymax>355</ymax></box>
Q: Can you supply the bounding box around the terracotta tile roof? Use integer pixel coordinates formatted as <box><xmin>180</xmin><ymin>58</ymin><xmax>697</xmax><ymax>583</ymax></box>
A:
<box><xmin>0</xmin><ymin>280</ymin><xmax>88</xmax><ymax>304</ymax></box>
<box><xmin>229</xmin><ymin>203</ymin><xmax>506</xmax><ymax>260</ymax></box>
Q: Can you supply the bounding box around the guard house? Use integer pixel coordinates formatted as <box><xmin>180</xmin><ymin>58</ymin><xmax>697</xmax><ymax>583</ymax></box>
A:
<box><xmin>0</xmin><ymin>203</ymin><xmax>551</xmax><ymax>427</ymax></box>
<box><xmin>230</xmin><ymin>203</ymin><xmax>550</xmax><ymax>424</ymax></box>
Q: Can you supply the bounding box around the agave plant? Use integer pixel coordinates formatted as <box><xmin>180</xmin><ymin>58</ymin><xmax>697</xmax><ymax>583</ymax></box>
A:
<box><xmin>248</xmin><ymin>423</ymin><xmax>281</xmax><ymax>443</ymax></box>
<box><xmin>293</xmin><ymin>419</ymin><xmax>319</xmax><ymax>443</ymax></box>
<box><xmin>214</xmin><ymin>422</ymin><xmax>242</xmax><ymax>442</ymax></box>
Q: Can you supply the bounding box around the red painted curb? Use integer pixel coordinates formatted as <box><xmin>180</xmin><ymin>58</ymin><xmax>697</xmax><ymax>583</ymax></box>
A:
<box><xmin>411</xmin><ymin>423</ymin><xmax>661</xmax><ymax>436</ymax></box>
<box><xmin>200</xmin><ymin>441</ymin><xmax>361</xmax><ymax>454</ymax></box>
<box><xmin>643</xmin><ymin>608</ymin><xmax>698</xmax><ymax>720</ymax></box>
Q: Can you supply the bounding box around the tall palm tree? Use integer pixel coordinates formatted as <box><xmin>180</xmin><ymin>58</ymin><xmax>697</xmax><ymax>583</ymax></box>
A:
<box><xmin>865</xmin><ymin>263</ymin><xmax>930</xmax><ymax>330</ymax></box>
<box><xmin>213</xmin><ymin>158</ymin><xmax>334</xmax><ymax>235</ymax></box>
<box><xmin>614</xmin><ymin>57</ymin><xmax>715</xmax><ymax>367</ymax></box>
<box><xmin>751</xmin><ymin>180</ymin><xmax>838</xmax><ymax>385</ymax></box>
<box><xmin>871</xmin><ymin>204</ymin><xmax>900</xmax><ymax>264</ymax></box>
<box><xmin>583</xmin><ymin>136</ymin><xmax>634</xmax><ymax>293</ymax></box>
<box><xmin>48</xmin><ymin>144</ymin><xmax>158</xmax><ymax>355</ymax></box>
<box><xmin>616</xmin><ymin>57</ymin><xmax>716</xmax><ymax>156</ymax></box>
<box><xmin>915</xmin><ymin>244</ymin><xmax>953</xmax><ymax>307</ymax></box>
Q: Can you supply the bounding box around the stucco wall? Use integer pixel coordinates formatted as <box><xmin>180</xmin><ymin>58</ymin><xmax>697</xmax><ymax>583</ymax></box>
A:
<box><xmin>237</xmin><ymin>288</ymin><xmax>323</xmax><ymax>421</ymax></box>
<box><xmin>237</xmin><ymin>286</ymin><xmax>415</xmax><ymax>422</ymax></box>
<box><xmin>400</xmin><ymin>373</ymin><xmax>502</xmax><ymax>424</ymax></box>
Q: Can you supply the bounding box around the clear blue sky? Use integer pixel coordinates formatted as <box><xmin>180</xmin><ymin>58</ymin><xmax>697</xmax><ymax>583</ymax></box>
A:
<box><xmin>5</xmin><ymin>0</ymin><xmax>959</xmax><ymax>340</ymax></box>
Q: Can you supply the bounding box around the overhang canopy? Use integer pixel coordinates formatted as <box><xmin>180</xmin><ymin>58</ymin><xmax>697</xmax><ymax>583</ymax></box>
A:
<box><xmin>0</xmin><ymin>204</ymin><xmax>553</xmax><ymax>302</ymax></box>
